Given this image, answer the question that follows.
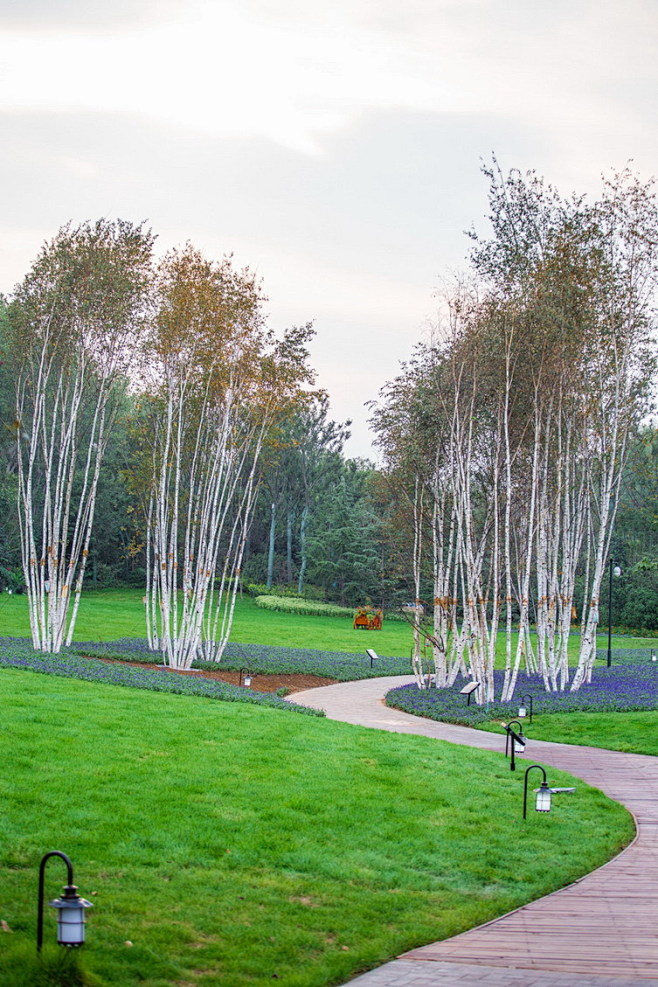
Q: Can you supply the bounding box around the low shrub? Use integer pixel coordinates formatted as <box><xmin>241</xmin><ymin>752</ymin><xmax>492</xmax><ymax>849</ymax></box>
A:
<box><xmin>202</xmin><ymin>641</ymin><xmax>412</xmax><ymax>679</ymax></box>
<box><xmin>254</xmin><ymin>595</ymin><xmax>354</xmax><ymax>618</ymax></box>
<box><xmin>386</xmin><ymin>663</ymin><xmax>658</xmax><ymax>726</ymax></box>
<box><xmin>244</xmin><ymin>582</ymin><xmax>326</xmax><ymax>600</ymax></box>
<box><xmin>0</xmin><ymin>639</ymin><xmax>324</xmax><ymax>716</ymax></box>
<box><xmin>64</xmin><ymin>637</ymin><xmax>412</xmax><ymax>680</ymax></box>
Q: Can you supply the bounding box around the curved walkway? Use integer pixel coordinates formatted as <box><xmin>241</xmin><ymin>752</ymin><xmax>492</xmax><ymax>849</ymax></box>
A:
<box><xmin>293</xmin><ymin>677</ymin><xmax>658</xmax><ymax>987</ymax></box>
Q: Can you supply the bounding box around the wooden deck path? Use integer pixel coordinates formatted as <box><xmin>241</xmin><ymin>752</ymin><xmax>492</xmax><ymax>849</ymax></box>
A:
<box><xmin>292</xmin><ymin>677</ymin><xmax>658</xmax><ymax>986</ymax></box>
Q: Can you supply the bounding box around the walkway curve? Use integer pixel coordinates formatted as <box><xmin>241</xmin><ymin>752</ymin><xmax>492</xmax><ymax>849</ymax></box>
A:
<box><xmin>292</xmin><ymin>677</ymin><xmax>658</xmax><ymax>987</ymax></box>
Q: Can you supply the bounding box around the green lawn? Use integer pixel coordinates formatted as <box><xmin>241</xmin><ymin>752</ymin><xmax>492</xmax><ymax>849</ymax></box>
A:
<box><xmin>1</xmin><ymin>668</ymin><xmax>634</xmax><ymax>987</ymax></box>
<box><xmin>0</xmin><ymin>588</ymin><xmax>654</xmax><ymax>661</ymax></box>
<box><xmin>480</xmin><ymin>710</ymin><xmax>658</xmax><ymax>757</ymax></box>
<box><xmin>0</xmin><ymin>590</ymin><xmax>413</xmax><ymax>656</ymax></box>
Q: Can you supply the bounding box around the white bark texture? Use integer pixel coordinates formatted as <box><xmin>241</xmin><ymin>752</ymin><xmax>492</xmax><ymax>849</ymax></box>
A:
<box><xmin>12</xmin><ymin>221</ymin><xmax>152</xmax><ymax>652</ymax></box>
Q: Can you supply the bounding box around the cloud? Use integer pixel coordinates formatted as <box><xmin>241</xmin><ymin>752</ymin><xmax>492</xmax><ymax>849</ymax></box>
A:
<box><xmin>3</xmin><ymin>0</ymin><xmax>654</xmax><ymax>157</ymax></box>
<box><xmin>2</xmin><ymin>0</ymin><xmax>658</xmax><ymax>456</ymax></box>
<box><xmin>0</xmin><ymin>0</ymin><xmax>177</xmax><ymax>30</ymax></box>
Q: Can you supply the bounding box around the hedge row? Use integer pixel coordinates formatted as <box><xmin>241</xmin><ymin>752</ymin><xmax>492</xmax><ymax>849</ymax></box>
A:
<box><xmin>254</xmin><ymin>595</ymin><xmax>355</xmax><ymax>618</ymax></box>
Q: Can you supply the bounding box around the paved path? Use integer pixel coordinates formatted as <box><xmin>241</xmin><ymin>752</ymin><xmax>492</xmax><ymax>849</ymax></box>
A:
<box><xmin>292</xmin><ymin>677</ymin><xmax>658</xmax><ymax>987</ymax></box>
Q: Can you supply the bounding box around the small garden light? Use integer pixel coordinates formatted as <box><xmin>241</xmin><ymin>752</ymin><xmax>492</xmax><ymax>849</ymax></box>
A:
<box><xmin>523</xmin><ymin>764</ymin><xmax>551</xmax><ymax>819</ymax></box>
<box><xmin>518</xmin><ymin>693</ymin><xmax>533</xmax><ymax>722</ymax></box>
<box><xmin>504</xmin><ymin>720</ymin><xmax>526</xmax><ymax>771</ymax></box>
<box><xmin>651</xmin><ymin>649</ymin><xmax>656</xmax><ymax>662</ymax></box>
<box><xmin>37</xmin><ymin>851</ymin><xmax>93</xmax><ymax>952</ymax></box>
<box><xmin>459</xmin><ymin>681</ymin><xmax>480</xmax><ymax>705</ymax></box>
<box><xmin>239</xmin><ymin>667</ymin><xmax>252</xmax><ymax>688</ymax></box>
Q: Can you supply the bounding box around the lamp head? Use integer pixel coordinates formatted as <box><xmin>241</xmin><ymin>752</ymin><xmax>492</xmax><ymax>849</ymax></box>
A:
<box><xmin>535</xmin><ymin>782</ymin><xmax>552</xmax><ymax>813</ymax></box>
<box><xmin>49</xmin><ymin>885</ymin><xmax>93</xmax><ymax>947</ymax></box>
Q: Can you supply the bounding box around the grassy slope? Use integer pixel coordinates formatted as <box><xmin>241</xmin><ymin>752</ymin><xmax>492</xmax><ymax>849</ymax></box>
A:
<box><xmin>0</xmin><ymin>589</ymin><xmax>654</xmax><ymax>660</ymax></box>
<box><xmin>480</xmin><ymin>711</ymin><xmax>658</xmax><ymax>756</ymax></box>
<box><xmin>1</xmin><ymin>668</ymin><xmax>633</xmax><ymax>987</ymax></box>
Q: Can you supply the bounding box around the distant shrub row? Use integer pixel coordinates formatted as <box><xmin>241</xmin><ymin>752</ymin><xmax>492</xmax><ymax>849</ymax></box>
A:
<box><xmin>243</xmin><ymin>582</ymin><xmax>326</xmax><ymax>600</ymax></box>
<box><xmin>253</xmin><ymin>595</ymin><xmax>405</xmax><ymax>621</ymax></box>
<box><xmin>254</xmin><ymin>595</ymin><xmax>354</xmax><ymax>618</ymax></box>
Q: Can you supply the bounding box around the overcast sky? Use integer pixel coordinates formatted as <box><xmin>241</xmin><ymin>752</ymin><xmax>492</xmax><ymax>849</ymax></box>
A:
<box><xmin>1</xmin><ymin>0</ymin><xmax>657</xmax><ymax>458</ymax></box>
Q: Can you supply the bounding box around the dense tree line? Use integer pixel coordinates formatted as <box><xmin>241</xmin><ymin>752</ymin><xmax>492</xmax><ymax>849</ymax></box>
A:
<box><xmin>0</xmin><ymin>173</ymin><xmax>655</xmax><ymax>676</ymax></box>
<box><xmin>0</xmin><ymin>228</ymin><xmax>386</xmax><ymax>665</ymax></box>
<box><xmin>370</xmin><ymin>162</ymin><xmax>658</xmax><ymax>697</ymax></box>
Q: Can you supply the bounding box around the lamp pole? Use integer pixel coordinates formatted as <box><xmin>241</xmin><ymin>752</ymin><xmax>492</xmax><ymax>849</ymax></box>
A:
<box><xmin>522</xmin><ymin>764</ymin><xmax>552</xmax><ymax>819</ymax></box>
<box><xmin>504</xmin><ymin>720</ymin><xmax>525</xmax><ymax>772</ymax></box>
<box><xmin>607</xmin><ymin>560</ymin><xmax>621</xmax><ymax>668</ymax></box>
<box><xmin>37</xmin><ymin>851</ymin><xmax>92</xmax><ymax>952</ymax></box>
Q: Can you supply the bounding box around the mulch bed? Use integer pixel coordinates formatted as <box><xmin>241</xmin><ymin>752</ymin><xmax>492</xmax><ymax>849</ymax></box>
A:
<box><xmin>82</xmin><ymin>655</ymin><xmax>337</xmax><ymax>693</ymax></box>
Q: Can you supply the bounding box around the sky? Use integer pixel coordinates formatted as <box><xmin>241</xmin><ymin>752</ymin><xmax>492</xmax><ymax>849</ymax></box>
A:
<box><xmin>1</xmin><ymin>0</ymin><xmax>657</xmax><ymax>459</ymax></box>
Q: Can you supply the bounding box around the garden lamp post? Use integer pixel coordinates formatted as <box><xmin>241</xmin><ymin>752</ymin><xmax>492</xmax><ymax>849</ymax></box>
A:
<box><xmin>518</xmin><ymin>694</ymin><xmax>533</xmax><ymax>723</ymax></box>
<box><xmin>239</xmin><ymin>668</ymin><xmax>252</xmax><ymax>688</ymax></box>
<box><xmin>505</xmin><ymin>720</ymin><xmax>526</xmax><ymax>772</ymax></box>
<box><xmin>651</xmin><ymin>649</ymin><xmax>656</xmax><ymax>662</ymax></box>
<box><xmin>522</xmin><ymin>764</ymin><xmax>552</xmax><ymax>819</ymax></box>
<box><xmin>37</xmin><ymin>851</ymin><xmax>92</xmax><ymax>952</ymax></box>
<box><xmin>607</xmin><ymin>561</ymin><xmax>622</xmax><ymax>667</ymax></box>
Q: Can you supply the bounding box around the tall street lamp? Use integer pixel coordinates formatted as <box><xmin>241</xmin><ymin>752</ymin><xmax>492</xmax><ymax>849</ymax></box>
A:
<box><xmin>607</xmin><ymin>560</ymin><xmax>622</xmax><ymax>667</ymax></box>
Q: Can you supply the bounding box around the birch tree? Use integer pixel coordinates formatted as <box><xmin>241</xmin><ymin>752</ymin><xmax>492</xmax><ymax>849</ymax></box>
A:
<box><xmin>9</xmin><ymin>220</ymin><xmax>153</xmax><ymax>652</ymax></box>
<box><xmin>372</xmin><ymin>162</ymin><xmax>657</xmax><ymax>697</ymax></box>
<box><xmin>141</xmin><ymin>246</ymin><xmax>314</xmax><ymax>669</ymax></box>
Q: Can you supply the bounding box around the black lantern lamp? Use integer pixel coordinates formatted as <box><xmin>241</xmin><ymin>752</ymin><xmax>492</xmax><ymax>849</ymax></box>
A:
<box><xmin>37</xmin><ymin>852</ymin><xmax>92</xmax><ymax>952</ymax></box>
<box><xmin>239</xmin><ymin>667</ymin><xmax>252</xmax><ymax>688</ymax></box>
<box><xmin>651</xmin><ymin>648</ymin><xmax>656</xmax><ymax>663</ymax></box>
<box><xmin>504</xmin><ymin>719</ymin><xmax>526</xmax><ymax>771</ymax></box>
<box><xmin>523</xmin><ymin>764</ymin><xmax>552</xmax><ymax>819</ymax></box>
<box><xmin>517</xmin><ymin>693</ymin><xmax>533</xmax><ymax>723</ymax></box>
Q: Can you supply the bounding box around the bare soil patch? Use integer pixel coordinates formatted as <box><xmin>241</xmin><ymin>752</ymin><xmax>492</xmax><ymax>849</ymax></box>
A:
<box><xmin>82</xmin><ymin>655</ymin><xmax>337</xmax><ymax>693</ymax></box>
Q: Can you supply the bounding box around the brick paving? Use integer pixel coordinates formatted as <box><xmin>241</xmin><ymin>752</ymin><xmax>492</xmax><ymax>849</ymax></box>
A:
<box><xmin>293</xmin><ymin>677</ymin><xmax>658</xmax><ymax>987</ymax></box>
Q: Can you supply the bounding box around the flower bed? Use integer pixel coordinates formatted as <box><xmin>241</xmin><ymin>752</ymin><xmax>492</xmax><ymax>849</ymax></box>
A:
<box><xmin>0</xmin><ymin>638</ymin><xmax>324</xmax><ymax>716</ymax></box>
<box><xmin>386</xmin><ymin>664</ymin><xmax>658</xmax><ymax>726</ymax></box>
<box><xmin>62</xmin><ymin>637</ymin><xmax>412</xmax><ymax>680</ymax></box>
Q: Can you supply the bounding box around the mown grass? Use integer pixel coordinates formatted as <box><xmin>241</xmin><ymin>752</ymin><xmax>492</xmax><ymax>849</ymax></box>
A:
<box><xmin>1</xmin><ymin>668</ymin><xmax>634</xmax><ymax>987</ymax></box>
<box><xmin>0</xmin><ymin>590</ymin><xmax>413</xmax><ymax>657</ymax></box>
<box><xmin>479</xmin><ymin>711</ymin><xmax>658</xmax><ymax>757</ymax></box>
<box><xmin>0</xmin><ymin>589</ymin><xmax>654</xmax><ymax>662</ymax></box>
